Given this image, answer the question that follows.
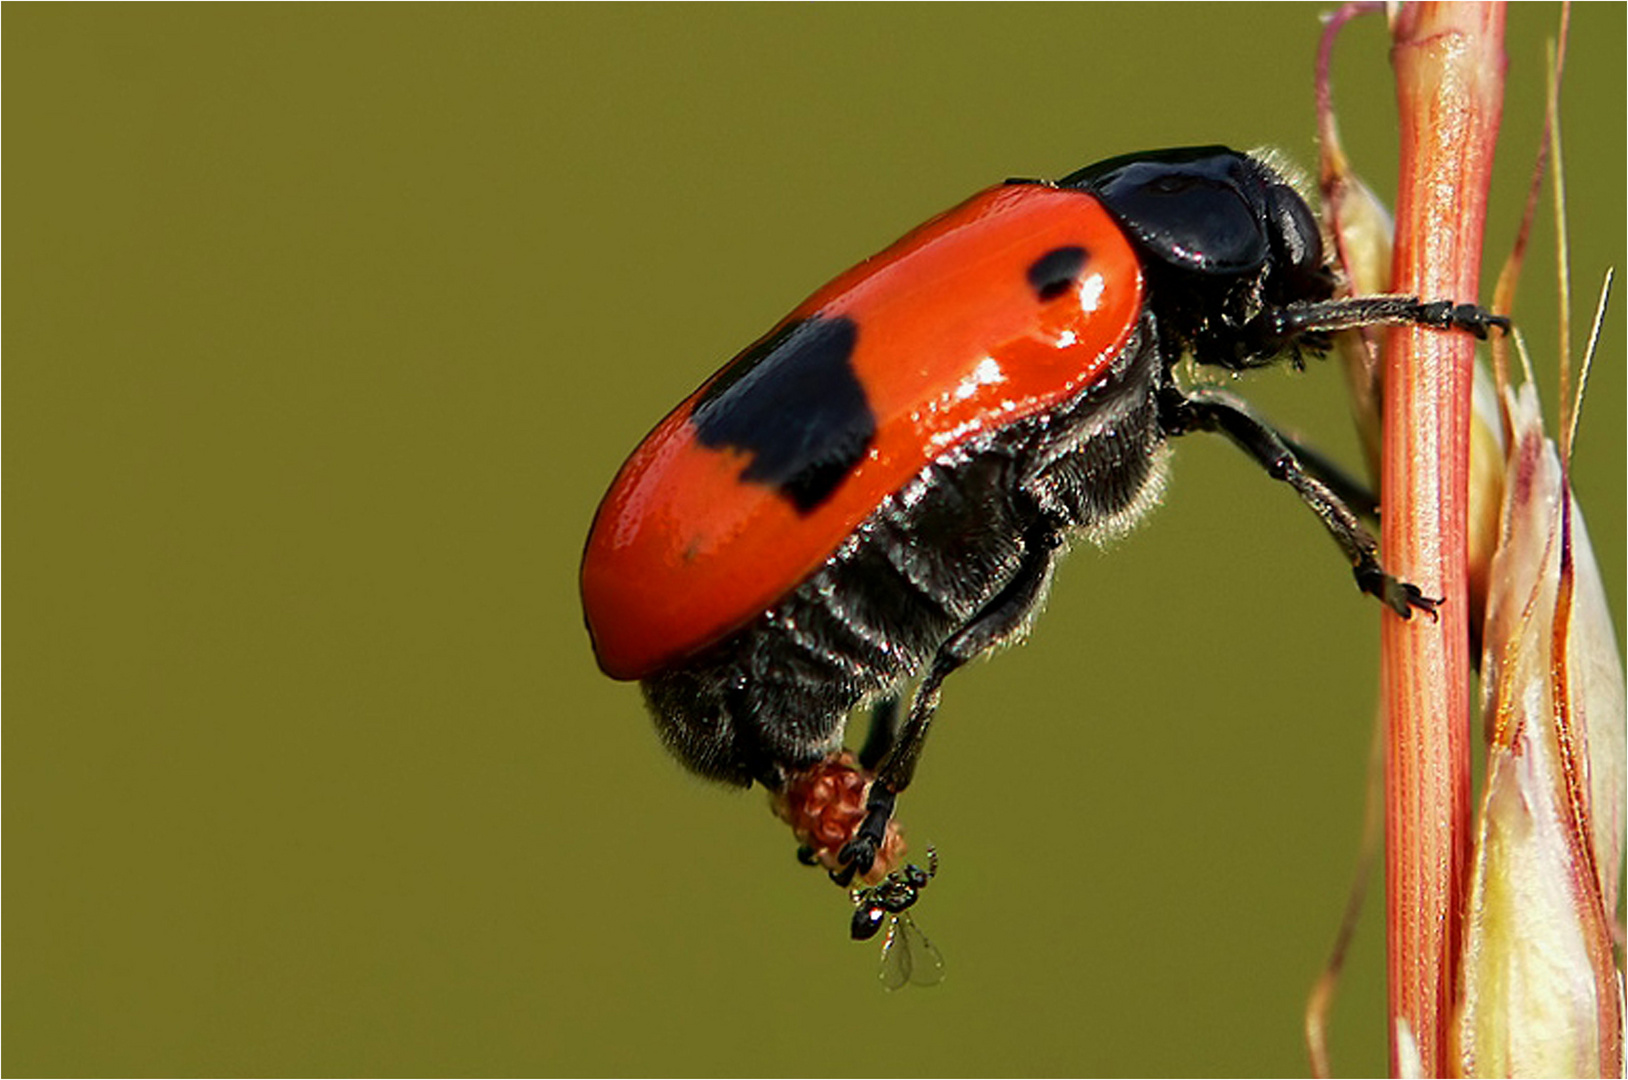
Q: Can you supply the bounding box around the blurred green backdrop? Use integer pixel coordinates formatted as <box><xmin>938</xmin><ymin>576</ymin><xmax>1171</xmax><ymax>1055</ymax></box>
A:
<box><xmin>7</xmin><ymin>5</ymin><xmax>1622</xmax><ymax>1076</ymax></box>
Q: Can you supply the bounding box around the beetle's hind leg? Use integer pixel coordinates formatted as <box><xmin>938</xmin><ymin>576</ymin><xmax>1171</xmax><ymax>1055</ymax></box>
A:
<box><xmin>833</xmin><ymin>519</ymin><xmax>1063</xmax><ymax>885</ymax></box>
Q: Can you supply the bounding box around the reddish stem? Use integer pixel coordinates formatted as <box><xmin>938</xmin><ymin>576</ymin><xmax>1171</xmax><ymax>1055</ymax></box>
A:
<box><xmin>1383</xmin><ymin>3</ymin><xmax>1506</xmax><ymax>1075</ymax></box>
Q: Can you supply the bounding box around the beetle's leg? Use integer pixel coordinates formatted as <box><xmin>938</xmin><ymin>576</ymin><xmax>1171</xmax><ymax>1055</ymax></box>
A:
<box><xmin>1275</xmin><ymin>433</ymin><xmax>1378</xmax><ymax>521</ymax></box>
<box><xmin>798</xmin><ymin>695</ymin><xmax>899</xmax><ymax>876</ymax></box>
<box><xmin>1158</xmin><ymin>384</ymin><xmax>1438</xmax><ymax>620</ymax></box>
<box><xmin>1269</xmin><ymin>296</ymin><xmax>1510</xmax><ymax>340</ymax></box>
<box><xmin>1222</xmin><ymin>297</ymin><xmax>1509</xmax><ymax>366</ymax></box>
<box><xmin>834</xmin><ymin>521</ymin><xmax>1062</xmax><ymax>884</ymax></box>
<box><xmin>856</xmin><ymin>694</ymin><xmax>901</xmax><ymax>773</ymax></box>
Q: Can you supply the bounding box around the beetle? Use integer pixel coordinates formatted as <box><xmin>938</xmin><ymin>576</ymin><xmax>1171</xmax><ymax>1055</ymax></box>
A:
<box><xmin>580</xmin><ymin>145</ymin><xmax>1505</xmax><ymax>884</ymax></box>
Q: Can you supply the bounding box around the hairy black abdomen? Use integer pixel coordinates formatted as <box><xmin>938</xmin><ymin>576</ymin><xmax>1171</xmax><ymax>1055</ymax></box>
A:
<box><xmin>643</xmin><ymin>320</ymin><xmax>1167</xmax><ymax>789</ymax></box>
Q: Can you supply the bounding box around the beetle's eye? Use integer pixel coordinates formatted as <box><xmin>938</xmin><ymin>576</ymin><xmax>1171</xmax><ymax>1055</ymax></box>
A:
<box><xmin>1263</xmin><ymin>182</ymin><xmax>1332</xmax><ymax>302</ymax></box>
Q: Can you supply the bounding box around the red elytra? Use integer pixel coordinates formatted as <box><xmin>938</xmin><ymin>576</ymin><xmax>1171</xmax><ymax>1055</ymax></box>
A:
<box><xmin>582</xmin><ymin>184</ymin><xmax>1143</xmax><ymax>679</ymax></box>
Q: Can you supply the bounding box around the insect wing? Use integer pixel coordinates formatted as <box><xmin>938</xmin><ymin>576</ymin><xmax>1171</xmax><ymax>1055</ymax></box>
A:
<box><xmin>878</xmin><ymin>913</ymin><xmax>945</xmax><ymax>991</ymax></box>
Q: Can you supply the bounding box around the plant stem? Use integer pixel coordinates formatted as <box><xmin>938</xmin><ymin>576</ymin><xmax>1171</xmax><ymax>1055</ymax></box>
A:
<box><xmin>1383</xmin><ymin>3</ymin><xmax>1506</xmax><ymax>1075</ymax></box>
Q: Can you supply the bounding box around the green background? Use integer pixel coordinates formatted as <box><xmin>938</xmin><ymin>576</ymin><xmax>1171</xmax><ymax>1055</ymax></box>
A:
<box><xmin>8</xmin><ymin>5</ymin><xmax>1622</xmax><ymax>1076</ymax></box>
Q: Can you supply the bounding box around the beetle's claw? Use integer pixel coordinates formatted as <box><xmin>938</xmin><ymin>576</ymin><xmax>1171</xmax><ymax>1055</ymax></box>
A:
<box><xmin>1390</xmin><ymin>579</ymin><xmax>1442</xmax><ymax>621</ymax></box>
<box><xmin>1355</xmin><ymin>562</ymin><xmax>1441</xmax><ymax>621</ymax></box>
<box><xmin>834</xmin><ymin>835</ymin><xmax>879</xmax><ymax>886</ymax></box>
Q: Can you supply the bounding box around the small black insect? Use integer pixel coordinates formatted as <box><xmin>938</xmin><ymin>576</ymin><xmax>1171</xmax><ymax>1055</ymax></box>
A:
<box><xmin>851</xmin><ymin>846</ymin><xmax>943</xmax><ymax>990</ymax></box>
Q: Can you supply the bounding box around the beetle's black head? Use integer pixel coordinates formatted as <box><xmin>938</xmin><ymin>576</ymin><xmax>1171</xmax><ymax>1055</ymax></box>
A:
<box><xmin>1061</xmin><ymin>147</ymin><xmax>1337</xmax><ymax>364</ymax></box>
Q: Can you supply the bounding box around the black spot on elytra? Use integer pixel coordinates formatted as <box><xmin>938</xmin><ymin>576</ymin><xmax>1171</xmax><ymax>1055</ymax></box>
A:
<box><xmin>693</xmin><ymin>315</ymin><xmax>874</xmax><ymax>514</ymax></box>
<box><xmin>1027</xmin><ymin>245</ymin><xmax>1089</xmax><ymax>301</ymax></box>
